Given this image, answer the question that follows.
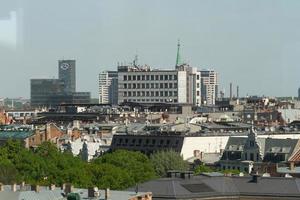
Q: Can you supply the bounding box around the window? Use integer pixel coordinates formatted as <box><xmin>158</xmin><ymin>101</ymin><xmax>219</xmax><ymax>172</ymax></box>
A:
<box><xmin>133</xmin><ymin>83</ymin><xmax>136</xmax><ymax>89</ymax></box>
<box><xmin>142</xmin><ymin>75</ymin><xmax>145</xmax><ymax>80</ymax></box>
<box><xmin>155</xmin><ymin>75</ymin><xmax>159</xmax><ymax>80</ymax></box>
<box><xmin>197</xmin><ymin>74</ymin><xmax>200</xmax><ymax>80</ymax></box>
<box><xmin>123</xmin><ymin>92</ymin><xmax>127</xmax><ymax>97</ymax></box>
<box><xmin>146</xmin><ymin>75</ymin><xmax>150</xmax><ymax>80</ymax></box>
<box><xmin>160</xmin><ymin>91</ymin><xmax>163</xmax><ymax>96</ymax></box>
<box><xmin>165</xmin><ymin>91</ymin><xmax>168</xmax><ymax>96</ymax></box>
<box><xmin>137</xmin><ymin>75</ymin><xmax>140</xmax><ymax>80</ymax></box>
<box><xmin>250</xmin><ymin>153</ymin><xmax>254</xmax><ymax>161</ymax></box>
<box><xmin>141</xmin><ymin>91</ymin><xmax>145</xmax><ymax>96</ymax></box>
<box><xmin>133</xmin><ymin>91</ymin><xmax>136</xmax><ymax>96</ymax></box>
<box><xmin>151</xmin><ymin>83</ymin><xmax>154</xmax><ymax>88</ymax></box>
<box><xmin>151</xmin><ymin>91</ymin><xmax>154</xmax><ymax>96</ymax></box>
<box><xmin>124</xmin><ymin>83</ymin><xmax>127</xmax><ymax>89</ymax></box>
<box><xmin>197</xmin><ymin>91</ymin><xmax>200</xmax><ymax>96</ymax></box>
<box><xmin>151</xmin><ymin>75</ymin><xmax>154</xmax><ymax>80</ymax></box>
<box><xmin>146</xmin><ymin>83</ymin><xmax>149</xmax><ymax>88</ymax></box>
<box><xmin>160</xmin><ymin>75</ymin><xmax>164</xmax><ymax>80</ymax></box>
<box><xmin>133</xmin><ymin>75</ymin><xmax>136</xmax><ymax>80</ymax></box>
<box><xmin>146</xmin><ymin>91</ymin><xmax>150</xmax><ymax>96</ymax></box>
<box><xmin>169</xmin><ymin>83</ymin><xmax>173</xmax><ymax>88</ymax></box>
<box><xmin>245</xmin><ymin>153</ymin><xmax>247</xmax><ymax>160</ymax></box>
<box><xmin>137</xmin><ymin>83</ymin><xmax>140</xmax><ymax>89</ymax></box>
<box><xmin>142</xmin><ymin>83</ymin><xmax>145</xmax><ymax>88</ymax></box>
<box><xmin>169</xmin><ymin>75</ymin><xmax>173</xmax><ymax>80</ymax></box>
<box><xmin>164</xmin><ymin>75</ymin><xmax>168</xmax><ymax>80</ymax></box>
<box><xmin>128</xmin><ymin>84</ymin><xmax>131</xmax><ymax>89</ymax></box>
<box><xmin>128</xmin><ymin>75</ymin><xmax>132</xmax><ymax>81</ymax></box>
<box><xmin>160</xmin><ymin>83</ymin><xmax>163</xmax><ymax>88</ymax></box>
<box><xmin>137</xmin><ymin>91</ymin><xmax>140</xmax><ymax>96</ymax></box>
<box><xmin>174</xmin><ymin>83</ymin><xmax>178</xmax><ymax>88</ymax></box>
<box><xmin>155</xmin><ymin>91</ymin><xmax>159</xmax><ymax>96</ymax></box>
<box><xmin>124</xmin><ymin>75</ymin><xmax>127</xmax><ymax>81</ymax></box>
<box><xmin>174</xmin><ymin>75</ymin><xmax>177</xmax><ymax>80</ymax></box>
<box><xmin>169</xmin><ymin>91</ymin><xmax>173</xmax><ymax>96</ymax></box>
<box><xmin>155</xmin><ymin>83</ymin><xmax>159</xmax><ymax>88</ymax></box>
<box><xmin>197</xmin><ymin>83</ymin><xmax>200</xmax><ymax>88</ymax></box>
<box><xmin>128</xmin><ymin>91</ymin><xmax>131</xmax><ymax>96</ymax></box>
<box><xmin>164</xmin><ymin>83</ymin><xmax>168</xmax><ymax>88</ymax></box>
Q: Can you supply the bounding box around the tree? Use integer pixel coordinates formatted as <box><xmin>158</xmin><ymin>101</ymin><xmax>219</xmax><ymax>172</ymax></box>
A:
<box><xmin>194</xmin><ymin>164</ymin><xmax>213</xmax><ymax>175</ymax></box>
<box><xmin>150</xmin><ymin>150</ymin><xmax>189</xmax><ymax>177</ymax></box>
<box><xmin>93</xmin><ymin>150</ymin><xmax>156</xmax><ymax>184</ymax></box>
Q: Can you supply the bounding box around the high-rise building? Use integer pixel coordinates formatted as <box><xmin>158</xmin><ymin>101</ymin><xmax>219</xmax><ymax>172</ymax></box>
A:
<box><xmin>58</xmin><ymin>60</ymin><xmax>76</xmax><ymax>93</ymax></box>
<box><xmin>30</xmin><ymin>60</ymin><xmax>90</xmax><ymax>108</ymax></box>
<box><xmin>298</xmin><ymin>87</ymin><xmax>300</xmax><ymax>100</ymax></box>
<box><xmin>200</xmin><ymin>70</ymin><xmax>218</xmax><ymax>105</ymax></box>
<box><xmin>98</xmin><ymin>71</ymin><xmax>118</xmax><ymax>105</ymax></box>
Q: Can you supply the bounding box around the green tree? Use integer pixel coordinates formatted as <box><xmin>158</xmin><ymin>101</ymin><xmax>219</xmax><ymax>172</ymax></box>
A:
<box><xmin>194</xmin><ymin>164</ymin><xmax>213</xmax><ymax>175</ymax></box>
<box><xmin>93</xmin><ymin>150</ymin><xmax>156</xmax><ymax>183</ymax></box>
<box><xmin>150</xmin><ymin>150</ymin><xmax>189</xmax><ymax>177</ymax></box>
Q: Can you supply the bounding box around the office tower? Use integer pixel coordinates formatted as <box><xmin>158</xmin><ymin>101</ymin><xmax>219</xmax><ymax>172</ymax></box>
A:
<box><xmin>230</xmin><ymin>83</ymin><xmax>233</xmax><ymax>99</ymax></box>
<box><xmin>200</xmin><ymin>70</ymin><xmax>218</xmax><ymax>105</ymax></box>
<box><xmin>58</xmin><ymin>60</ymin><xmax>76</xmax><ymax>93</ymax></box>
<box><xmin>98</xmin><ymin>71</ymin><xmax>118</xmax><ymax>105</ymax></box>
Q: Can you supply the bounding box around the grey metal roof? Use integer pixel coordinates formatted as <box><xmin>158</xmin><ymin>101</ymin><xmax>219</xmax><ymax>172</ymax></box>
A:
<box><xmin>131</xmin><ymin>175</ymin><xmax>300</xmax><ymax>199</ymax></box>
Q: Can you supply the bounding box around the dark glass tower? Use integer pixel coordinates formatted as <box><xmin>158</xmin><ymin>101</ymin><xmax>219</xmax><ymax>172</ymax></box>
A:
<box><xmin>58</xmin><ymin>60</ymin><xmax>76</xmax><ymax>93</ymax></box>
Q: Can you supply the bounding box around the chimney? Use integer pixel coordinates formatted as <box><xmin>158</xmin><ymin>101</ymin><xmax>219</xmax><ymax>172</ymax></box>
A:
<box><xmin>20</xmin><ymin>181</ymin><xmax>25</xmax><ymax>191</ymax></box>
<box><xmin>64</xmin><ymin>183</ymin><xmax>73</xmax><ymax>195</ymax></box>
<box><xmin>105</xmin><ymin>188</ymin><xmax>110</xmax><ymax>200</ymax></box>
<box><xmin>0</xmin><ymin>183</ymin><xmax>3</xmax><ymax>191</ymax></box>
<box><xmin>230</xmin><ymin>83</ymin><xmax>233</xmax><ymax>99</ymax></box>
<box><xmin>237</xmin><ymin>85</ymin><xmax>239</xmax><ymax>99</ymax></box>
<box><xmin>251</xmin><ymin>174</ymin><xmax>260</xmax><ymax>183</ymax></box>
<box><xmin>290</xmin><ymin>162</ymin><xmax>295</xmax><ymax>171</ymax></box>
<box><xmin>88</xmin><ymin>187</ymin><xmax>99</xmax><ymax>198</ymax></box>
<box><xmin>31</xmin><ymin>185</ymin><xmax>40</xmax><ymax>193</ymax></box>
<box><xmin>49</xmin><ymin>184</ymin><xmax>55</xmax><ymax>191</ymax></box>
<box><xmin>11</xmin><ymin>183</ymin><xmax>17</xmax><ymax>192</ymax></box>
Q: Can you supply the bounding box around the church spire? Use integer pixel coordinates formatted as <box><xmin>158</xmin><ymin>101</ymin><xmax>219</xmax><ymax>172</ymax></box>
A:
<box><xmin>175</xmin><ymin>39</ymin><xmax>181</xmax><ymax>67</ymax></box>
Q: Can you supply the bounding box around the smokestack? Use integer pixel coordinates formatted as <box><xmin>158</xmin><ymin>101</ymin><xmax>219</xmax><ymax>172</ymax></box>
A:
<box><xmin>230</xmin><ymin>83</ymin><xmax>233</xmax><ymax>99</ymax></box>
<box><xmin>237</xmin><ymin>85</ymin><xmax>239</xmax><ymax>99</ymax></box>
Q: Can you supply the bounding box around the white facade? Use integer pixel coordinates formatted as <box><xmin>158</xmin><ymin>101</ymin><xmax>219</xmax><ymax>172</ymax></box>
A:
<box><xmin>98</xmin><ymin>72</ymin><xmax>110</xmax><ymax>104</ymax></box>
<box><xmin>200</xmin><ymin>70</ymin><xmax>218</xmax><ymax>105</ymax></box>
<box><xmin>117</xmin><ymin>65</ymin><xmax>201</xmax><ymax>105</ymax></box>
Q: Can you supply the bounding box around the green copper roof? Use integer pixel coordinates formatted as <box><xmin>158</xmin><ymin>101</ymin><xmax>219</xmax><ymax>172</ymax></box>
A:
<box><xmin>0</xmin><ymin>131</ymin><xmax>34</xmax><ymax>140</ymax></box>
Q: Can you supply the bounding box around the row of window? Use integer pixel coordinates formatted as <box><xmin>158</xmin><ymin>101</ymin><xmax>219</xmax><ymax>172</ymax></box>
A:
<box><xmin>123</xmin><ymin>90</ymin><xmax>178</xmax><ymax>97</ymax></box>
<box><xmin>114</xmin><ymin>138</ymin><xmax>180</xmax><ymax>146</ymax></box>
<box><xmin>124</xmin><ymin>99</ymin><xmax>178</xmax><ymax>103</ymax></box>
<box><xmin>123</xmin><ymin>82</ymin><xmax>178</xmax><ymax>89</ymax></box>
<box><xmin>123</xmin><ymin>74</ymin><xmax>177</xmax><ymax>81</ymax></box>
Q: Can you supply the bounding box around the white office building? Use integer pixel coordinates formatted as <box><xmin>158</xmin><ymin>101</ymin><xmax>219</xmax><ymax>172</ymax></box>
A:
<box><xmin>98</xmin><ymin>71</ymin><xmax>118</xmax><ymax>104</ymax></box>
<box><xmin>200</xmin><ymin>70</ymin><xmax>218</xmax><ymax>105</ymax></box>
<box><xmin>117</xmin><ymin>64</ymin><xmax>201</xmax><ymax>105</ymax></box>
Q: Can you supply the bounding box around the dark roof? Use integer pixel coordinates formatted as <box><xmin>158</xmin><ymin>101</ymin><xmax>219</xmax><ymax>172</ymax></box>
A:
<box><xmin>0</xmin><ymin>131</ymin><xmax>34</xmax><ymax>140</ymax></box>
<box><xmin>131</xmin><ymin>175</ymin><xmax>300</xmax><ymax>199</ymax></box>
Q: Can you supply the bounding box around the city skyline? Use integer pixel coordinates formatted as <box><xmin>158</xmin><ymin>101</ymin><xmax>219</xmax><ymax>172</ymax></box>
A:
<box><xmin>1</xmin><ymin>0</ymin><xmax>300</xmax><ymax>98</ymax></box>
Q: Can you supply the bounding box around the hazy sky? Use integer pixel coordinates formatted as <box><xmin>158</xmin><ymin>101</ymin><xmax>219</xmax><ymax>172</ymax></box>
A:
<box><xmin>1</xmin><ymin>0</ymin><xmax>300</xmax><ymax>98</ymax></box>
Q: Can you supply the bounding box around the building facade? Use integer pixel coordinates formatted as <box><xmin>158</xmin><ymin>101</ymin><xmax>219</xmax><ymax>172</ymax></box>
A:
<box><xmin>117</xmin><ymin>64</ymin><xmax>201</xmax><ymax>105</ymax></box>
<box><xmin>30</xmin><ymin>60</ymin><xmax>90</xmax><ymax>108</ymax></box>
<box><xmin>98</xmin><ymin>71</ymin><xmax>118</xmax><ymax>105</ymax></box>
<box><xmin>58</xmin><ymin>60</ymin><xmax>76</xmax><ymax>93</ymax></box>
<box><xmin>200</xmin><ymin>70</ymin><xmax>218</xmax><ymax>105</ymax></box>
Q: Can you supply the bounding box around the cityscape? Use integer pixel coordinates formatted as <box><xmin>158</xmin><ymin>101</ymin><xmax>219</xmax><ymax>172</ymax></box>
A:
<box><xmin>2</xmin><ymin>1</ymin><xmax>300</xmax><ymax>200</ymax></box>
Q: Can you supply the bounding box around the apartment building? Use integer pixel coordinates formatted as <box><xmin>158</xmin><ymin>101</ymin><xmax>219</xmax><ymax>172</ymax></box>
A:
<box><xmin>98</xmin><ymin>71</ymin><xmax>118</xmax><ymax>104</ymax></box>
<box><xmin>200</xmin><ymin>69</ymin><xmax>218</xmax><ymax>105</ymax></box>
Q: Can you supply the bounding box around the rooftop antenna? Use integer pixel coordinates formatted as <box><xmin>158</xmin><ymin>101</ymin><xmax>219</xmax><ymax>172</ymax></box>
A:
<box><xmin>175</xmin><ymin>39</ymin><xmax>182</xmax><ymax>67</ymax></box>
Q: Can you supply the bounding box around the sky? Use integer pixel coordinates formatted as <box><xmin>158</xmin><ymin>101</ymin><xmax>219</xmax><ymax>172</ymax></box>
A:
<box><xmin>1</xmin><ymin>0</ymin><xmax>300</xmax><ymax>99</ymax></box>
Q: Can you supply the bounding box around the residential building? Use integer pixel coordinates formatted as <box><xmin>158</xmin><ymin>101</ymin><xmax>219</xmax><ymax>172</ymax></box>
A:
<box><xmin>98</xmin><ymin>71</ymin><xmax>118</xmax><ymax>105</ymax></box>
<box><xmin>219</xmin><ymin>127</ymin><xmax>300</xmax><ymax>173</ymax></box>
<box><xmin>200</xmin><ymin>69</ymin><xmax>218</xmax><ymax>105</ymax></box>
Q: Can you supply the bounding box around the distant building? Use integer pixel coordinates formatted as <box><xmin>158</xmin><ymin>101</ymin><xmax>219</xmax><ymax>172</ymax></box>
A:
<box><xmin>219</xmin><ymin>127</ymin><xmax>300</xmax><ymax>174</ymax></box>
<box><xmin>200</xmin><ymin>69</ymin><xmax>218</xmax><ymax>105</ymax></box>
<box><xmin>117</xmin><ymin>42</ymin><xmax>202</xmax><ymax>106</ymax></box>
<box><xmin>298</xmin><ymin>87</ymin><xmax>300</xmax><ymax>100</ymax></box>
<box><xmin>58</xmin><ymin>60</ymin><xmax>76</xmax><ymax>93</ymax></box>
<box><xmin>30</xmin><ymin>60</ymin><xmax>90</xmax><ymax>107</ymax></box>
<box><xmin>98</xmin><ymin>71</ymin><xmax>118</xmax><ymax>105</ymax></box>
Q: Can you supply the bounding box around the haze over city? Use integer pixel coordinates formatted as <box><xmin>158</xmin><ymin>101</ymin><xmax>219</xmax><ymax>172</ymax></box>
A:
<box><xmin>1</xmin><ymin>0</ymin><xmax>300</xmax><ymax>98</ymax></box>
